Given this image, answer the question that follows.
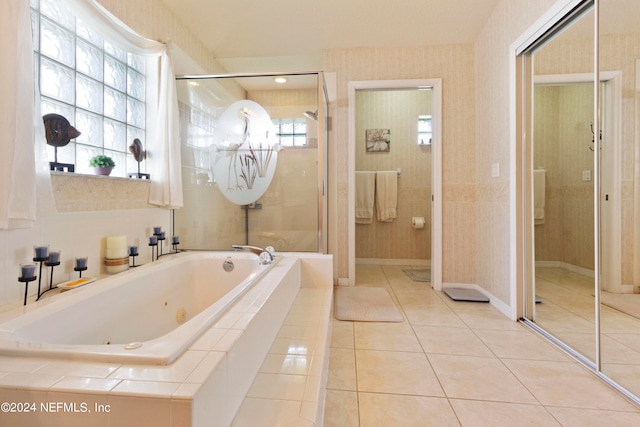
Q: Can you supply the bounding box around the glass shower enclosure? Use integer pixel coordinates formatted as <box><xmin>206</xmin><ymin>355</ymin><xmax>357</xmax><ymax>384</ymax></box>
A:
<box><xmin>173</xmin><ymin>72</ymin><xmax>328</xmax><ymax>253</ymax></box>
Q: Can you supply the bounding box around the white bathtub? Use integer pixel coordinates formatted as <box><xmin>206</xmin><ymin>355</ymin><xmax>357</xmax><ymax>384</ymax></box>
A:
<box><xmin>0</xmin><ymin>251</ymin><xmax>278</xmax><ymax>365</ymax></box>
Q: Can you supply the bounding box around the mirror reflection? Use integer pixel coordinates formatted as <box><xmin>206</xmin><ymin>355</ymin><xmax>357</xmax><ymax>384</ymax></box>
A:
<box><xmin>525</xmin><ymin>0</ymin><xmax>640</xmax><ymax>401</ymax></box>
<box><xmin>174</xmin><ymin>73</ymin><xmax>324</xmax><ymax>252</ymax></box>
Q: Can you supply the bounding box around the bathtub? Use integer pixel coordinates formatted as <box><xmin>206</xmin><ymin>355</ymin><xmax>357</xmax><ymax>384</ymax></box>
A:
<box><xmin>0</xmin><ymin>251</ymin><xmax>279</xmax><ymax>365</ymax></box>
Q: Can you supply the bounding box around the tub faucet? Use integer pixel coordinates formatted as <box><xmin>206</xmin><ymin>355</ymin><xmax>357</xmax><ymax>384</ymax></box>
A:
<box><xmin>231</xmin><ymin>245</ymin><xmax>275</xmax><ymax>264</ymax></box>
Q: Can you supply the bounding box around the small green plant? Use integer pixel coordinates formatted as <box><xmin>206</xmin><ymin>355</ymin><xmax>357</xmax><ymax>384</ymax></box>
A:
<box><xmin>89</xmin><ymin>154</ymin><xmax>115</xmax><ymax>168</ymax></box>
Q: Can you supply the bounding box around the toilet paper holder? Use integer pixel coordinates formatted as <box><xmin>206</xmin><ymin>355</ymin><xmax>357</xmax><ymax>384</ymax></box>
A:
<box><xmin>412</xmin><ymin>217</ymin><xmax>425</xmax><ymax>229</ymax></box>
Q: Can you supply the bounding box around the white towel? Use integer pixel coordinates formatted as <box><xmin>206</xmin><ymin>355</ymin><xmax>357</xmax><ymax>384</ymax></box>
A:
<box><xmin>356</xmin><ymin>171</ymin><xmax>376</xmax><ymax>224</ymax></box>
<box><xmin>534</xmin><ymin>169</ymin><xmax>546</xmax><ymax>225</ymax></box>
<box><xmin>376</xmin><ymin>171</ymin><xmax>398</xmax><ymax>222</ymax></box>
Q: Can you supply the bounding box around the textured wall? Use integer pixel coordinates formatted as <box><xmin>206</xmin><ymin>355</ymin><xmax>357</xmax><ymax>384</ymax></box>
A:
<box><xmin>355</xmin><ymin>89</ymin><xmax>432</xmax><ymax>261</ymax></box>
<box><xmin>474</xmin><ymin>0</ymin><xmax>559</xmax><ymax>304</ymax></box>
<box><xmin>533</xmin><ymin>84</ymin><xmax>595</xmax><ymax>270</ymax></box>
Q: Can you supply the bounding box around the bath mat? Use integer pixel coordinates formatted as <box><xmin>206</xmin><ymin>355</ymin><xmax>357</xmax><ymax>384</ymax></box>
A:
<box><xmin>403</xmin><ymin>269</ymin><xmax>431</xmax><ymax>282</ymax></box>
<box><xmin>335</xmin><ymin>287</ymin><xmax>404</xmax><ymax>322</ymax></box>
<box><xmin>443</xmin><ymin>287</ymin><xmax>489</xmax><ymax>303</ymax></box>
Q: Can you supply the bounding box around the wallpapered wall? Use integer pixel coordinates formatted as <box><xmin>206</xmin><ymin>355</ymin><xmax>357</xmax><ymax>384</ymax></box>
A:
<box><xmin>355</xmin><ymin>89</ymin><xmax>432</xmax><ymax>262</ymax></box>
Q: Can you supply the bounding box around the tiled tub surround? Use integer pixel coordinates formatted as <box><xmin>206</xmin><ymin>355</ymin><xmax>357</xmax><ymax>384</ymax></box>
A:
<box><xmin>0</xmin><ymin>253</ymin><xmax>333</xmax><ymax>427</ymax></box>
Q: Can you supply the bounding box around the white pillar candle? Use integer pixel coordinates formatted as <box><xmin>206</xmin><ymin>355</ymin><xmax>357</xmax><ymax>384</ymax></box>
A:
<box><xmin>106</xmin><ymin>235</ymin><xmax>128</xmax><ymax>259</ymax></box>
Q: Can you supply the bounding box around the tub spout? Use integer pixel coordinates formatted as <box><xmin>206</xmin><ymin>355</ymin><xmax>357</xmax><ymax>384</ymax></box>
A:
<box><xmin>231</xmin><ymin>245</ymin><xmax>275</xmax><ymax>264</ymax></box>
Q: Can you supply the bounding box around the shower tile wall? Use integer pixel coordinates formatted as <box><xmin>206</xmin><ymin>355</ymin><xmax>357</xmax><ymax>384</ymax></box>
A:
<box><xmin>249</xmin><ymin>89</ymin><xmax>319</xmax><ymax>252</ymax></box>
<box><xmin>355</xmin><ymin>89</ymin><xmax>431</xmax><ymax>261</ymax></box>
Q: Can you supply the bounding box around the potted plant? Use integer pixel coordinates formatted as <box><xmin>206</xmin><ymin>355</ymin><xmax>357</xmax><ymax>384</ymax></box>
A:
<box><xmin>89</xmin><ymin>154</ymin><xmax>116</xmax><ymax>176</ymax></box>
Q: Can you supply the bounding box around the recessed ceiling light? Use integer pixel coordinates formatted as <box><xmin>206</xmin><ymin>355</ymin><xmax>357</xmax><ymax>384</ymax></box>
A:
<box><xmin>274</xmin><ymin>77</ymin><xmax>287</xmax><ymax>84</ymax></box>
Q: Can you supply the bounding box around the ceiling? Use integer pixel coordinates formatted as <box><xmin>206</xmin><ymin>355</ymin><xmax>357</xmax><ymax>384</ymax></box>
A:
<box><xmin>161</xmin><ymin>0</ymin><xmax>502</xmax><ymax>74</ymax></box>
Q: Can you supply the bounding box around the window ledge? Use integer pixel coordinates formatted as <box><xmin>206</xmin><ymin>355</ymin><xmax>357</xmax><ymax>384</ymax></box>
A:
<box><xmin>50</xmin><ymin>172</ymin><xmax>158</xmax><ymax>213</ymax></box>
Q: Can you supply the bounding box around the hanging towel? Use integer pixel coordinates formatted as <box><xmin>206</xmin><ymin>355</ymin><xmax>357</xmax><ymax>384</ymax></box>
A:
<box><xmin>356</xmin><ymin>171</ymin><xmax>376</xmax><ymax>224</ymax></box>
<box><xmin>534</xmin><ymin>169</ymin><xmax>546</xmax><ymax>225</ymax></box>
<box><xmin>376</xmin><ymin>171</ymin><xmax>398</xmax><ymax>222</ymax></box>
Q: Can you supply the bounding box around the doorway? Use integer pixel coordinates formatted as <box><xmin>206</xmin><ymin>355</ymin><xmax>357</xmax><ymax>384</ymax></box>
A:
<box><xmin>347</xmin><ymin>79</ymin><xmax>442</xmax><ymax>290</ymax></box>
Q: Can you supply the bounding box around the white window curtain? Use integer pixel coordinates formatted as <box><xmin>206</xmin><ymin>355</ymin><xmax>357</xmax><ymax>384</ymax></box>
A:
<box><xmin>0</xmin><ymin>1</ymin><xmax>39</xmax><ymax>229</ymax></box>
<box><xmin>0</xmin><ymin>0</ymin><xmax>182</xmax><ymax>230</ymax></box>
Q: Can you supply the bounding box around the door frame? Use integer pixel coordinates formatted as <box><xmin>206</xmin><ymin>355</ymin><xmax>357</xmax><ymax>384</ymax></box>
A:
<box><xmin>347</xmin><ymin>78</ymin><xmax>443</xmax><ymax>290</ymax></box>
<box><xmin>531</xmin><ymin>71</ymin><xmax>622</xmax><ymax>299</ymax></box>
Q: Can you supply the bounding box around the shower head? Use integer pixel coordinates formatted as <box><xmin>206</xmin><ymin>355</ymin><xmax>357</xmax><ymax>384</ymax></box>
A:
<box><xmin>304</xmin><ymin>110</ymin><xmax>318</xmax><ymax>121</ymax></box>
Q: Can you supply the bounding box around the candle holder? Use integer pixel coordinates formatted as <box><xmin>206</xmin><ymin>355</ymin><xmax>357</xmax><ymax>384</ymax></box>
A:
<box><xmin>74</xmin><ymin>257</ymin><xmax>88</xmax><ymax>278</ymax></box>
<box><xmin>39</xmin><ymin>250</ymin><xmax>61</xmax><ymax>301</ymax></box>
<box><xmin>33</xmin><ymin>245</ymin><xmax>49</xmax><ymax>303</ymax></box>
<box><xmin>171</xmin><ymin>236</ymin><xmax>180</xmax><ymax>253</ymax></box>
<box><xmin>18</xmin><ymin>263</ymin><xmax>37</xmax><ymax>306</ymax></box>
<box><xmin>149</xmin><ymin>236</ymin><xmax>158</xmax><ymax>261</ymax></box>
<box><xmin>156</xmin><ymin>231</ymin><xmax>166</xmax><ymax>257</ymax></box>
<box><xmin>129</xmin><ymin>245</ymin><xmax>140</xmax><ymax>267</ymax></box>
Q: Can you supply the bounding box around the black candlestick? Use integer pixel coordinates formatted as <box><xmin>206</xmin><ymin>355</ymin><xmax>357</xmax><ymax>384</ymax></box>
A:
<box><xmin>18</xmin><ymin>276</ymin><xmax>36</xmax><ymax>306</ymax></box>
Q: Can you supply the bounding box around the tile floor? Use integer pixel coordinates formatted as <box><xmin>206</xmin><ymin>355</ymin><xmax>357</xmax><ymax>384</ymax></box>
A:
<box><xmin>323</xmin><ymin>264</ymin><xmax>640</xmax><ymax>426</ymax></box>
<box><xmin>534</xmin><ymin>267</ymin><xmax>640</xmax><ymax>400</ymax></box>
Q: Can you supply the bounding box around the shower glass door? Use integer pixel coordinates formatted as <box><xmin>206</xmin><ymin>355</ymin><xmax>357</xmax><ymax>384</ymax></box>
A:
<box><xmin>173</xmin><ymin>72</ymin><xmax>327</xmax><ymax>252</ymax></box>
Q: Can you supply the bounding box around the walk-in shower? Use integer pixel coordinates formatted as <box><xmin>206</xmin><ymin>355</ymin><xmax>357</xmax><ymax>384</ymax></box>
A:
<box><xmin>173</xmin><ymin>72</ymin><xmax>328</xmax><ymax>253</ymax></box>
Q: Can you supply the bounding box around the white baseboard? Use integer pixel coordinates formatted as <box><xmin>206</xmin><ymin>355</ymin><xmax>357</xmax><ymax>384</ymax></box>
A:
<box><xmin>442</xmin><ymin>282</ymin><xmax>513</xmax><ymax>320</ymax></box>
<box><xmin>337</xmin><ymin>278</ymin><xmax>350</xmax><ymax>287</ymax></box>
<box><xmin>356</xmin><ymin>258</ymin><xmax>430</xmax><ymax>267</ymax></box>
<box><xmin>535</xmin><ymin>260</ymin><xmax>594</xmax><ymax>278</ymax></box>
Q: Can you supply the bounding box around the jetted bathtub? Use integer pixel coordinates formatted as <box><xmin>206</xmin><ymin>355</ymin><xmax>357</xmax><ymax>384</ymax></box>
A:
<box><xmin>0</xmin><ymin>251</ymin><xmax>280</xmax><ymax>365</ymax></box>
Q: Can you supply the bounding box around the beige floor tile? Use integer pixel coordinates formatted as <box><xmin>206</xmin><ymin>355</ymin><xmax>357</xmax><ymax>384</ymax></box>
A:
<box><xmin>454</xmin><ymin>308</ymin><xmax>523</xmax><ymax>331</ymax></box>
<box><xmin>473</xmin><ymin>328</ymin><xmax>570</xmax><ymax>361</ymax></box>
<box><xmin>546</xmin><ymin>406</ymin><xmax>640</xmax><ymax>427</ymax></box>
<box><xmin>323</xmin><ymin>390</ymin><xmax>359</xmax><ymax>427</ymax></box>
<box><xmin>326</xmin><ymin>348</ymin><xmax>357</xmax><ymax>391</ymax></box>
<box><xmin>356</xmin><ymin>349</ymin><xmax>445</xmax><ymax>396</ymax></box>
<box><xmin>414</xmin><ymin>325</ymin><xmax>494</xmax><ymax>357</ymax></box>
<box><xmin>393</xmin><ymin>288</ymin><xmax>449</xmax><ymax>308</ymax></box>
<box><xmin>358</xmin><ymin>392</ymin><xmax>460</xmax><ymax>427</ymax></box>
<box><xmin>503</xmin><ymin>359</ymin><xmax>638</xmax><ymax>411</ymax></box>
<box><xmin>449</xmin><ymin>399</ymin><xmax>562</xmax><ymax>427</ymax></box>
<box><xmin>601</xmin><ymin>363</ymin><xmax>640</xmax><ymax>398</ymax></box>
<box><xmin>330</xmin><ymin>320</ymin><xmax>355</xmax><ymax>348</ymax></box>
<box><xmin>428</xmin><ymin>354</ymin><xmax>538</xmax><ymax>404</ymax></box>
<box><xmin>354</xmin><ymin>322</ymin><xmax>423</xmax><ymax>352</ymax></box>
<box><xmin>403</xmin><ymin>306</ymin><xmax>467</xmax><ymax>327</ymax></box>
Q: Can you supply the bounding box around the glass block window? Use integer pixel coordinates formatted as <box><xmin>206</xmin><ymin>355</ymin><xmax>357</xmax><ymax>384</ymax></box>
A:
<box><xmin>272</xmin><ymin>118</ymin><xmax>307</xmax><ymax>147</ymax></box>
<box><xmin>31</xmin><ymin>0</ymin><xmax>147</xmax><ymax>177</ymax></box>
<box><xmin>418</xmin><ymin>115</ymin><xmax>432</xmax><ymax>145</ymax></box>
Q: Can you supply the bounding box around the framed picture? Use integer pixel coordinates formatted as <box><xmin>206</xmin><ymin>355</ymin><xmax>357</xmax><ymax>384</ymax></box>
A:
<box><xmin>366</xmin><ymin>129</ymin><xmax>390</xmax><ymax>152</ymax></box>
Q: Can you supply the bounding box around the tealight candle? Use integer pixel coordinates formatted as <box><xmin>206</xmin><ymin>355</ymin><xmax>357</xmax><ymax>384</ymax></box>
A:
<box><xmin>158</xmin><ymin>231</ymin><xmax>165</xmax><ymax>239</ymax></box>
<box><xmin>75</xmin><ymin>257</ymin><xmax>88</xmax><ymax>270</ymax></box>
<box><xmin>129</xmin><ymin>245</ymin><xmax>139</xmax><ymax>256</ymax></box>
<box><xmin>48</xmin><ymin>250</ymin><xmax>61</xmax><ymax>264</ymax></box>
<box><xmin>172</xmin><ymin>236</ymin><xmax>179</xmax><ymax>245</ymax></box>
<box><xmin>149</xmin><ymin>235</ymin><xmax>158</xmax><ymax>245</ymax></box>
<box><xmin>34</xmin><ymin>245</ymin><xmax>49</xmax><ymax>260</ymax></box>
<box><xmin>19</xmin><ymin>263</ymin><xmax>36</xmax><ymax>280</ymax></box>
<box><xmin>153</xmin><ymin>226</ymin><xmax>162</xmax><ymax>235</ymax></box>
